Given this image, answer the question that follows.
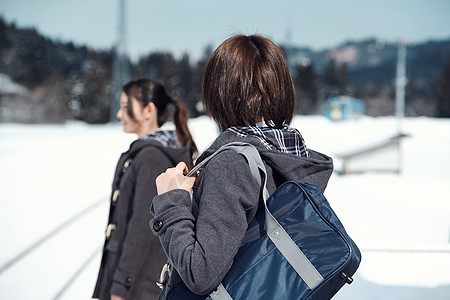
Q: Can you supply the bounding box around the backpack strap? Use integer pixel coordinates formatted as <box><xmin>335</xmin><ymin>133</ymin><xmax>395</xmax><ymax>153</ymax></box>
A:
<box><xmin>188</xmin><ymin>142</ymin><xmax>324</xmax><ymax>299</ymax></box>
<box><xmin>186</xmin><ymin>142</ymin><xmax>265</xmax><ymax>217</ymax></box>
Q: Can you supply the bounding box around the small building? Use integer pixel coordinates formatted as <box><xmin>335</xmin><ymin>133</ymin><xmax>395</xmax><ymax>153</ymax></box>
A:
<box><xmin>323</xmin><ymin>96</ymin><xmax>365</xmax><ymax>121</ymax></box>
<box><xmin>335</xmin><ymin>133</ymin><xmax>410</xmax><ymax>175</ymax></box>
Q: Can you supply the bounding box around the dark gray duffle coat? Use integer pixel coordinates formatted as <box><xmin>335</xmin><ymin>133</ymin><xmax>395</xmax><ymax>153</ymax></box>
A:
<box><xmin>93</xmin><ymin>138</ymin><xmax>191</xmax><ymax>300</ymax></box>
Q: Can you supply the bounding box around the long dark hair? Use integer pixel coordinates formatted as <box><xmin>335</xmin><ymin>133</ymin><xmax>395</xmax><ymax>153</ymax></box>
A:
<box><xmin>122</xmin><ymin>78</ymin><xmax>198</xmax><ymax>165</ymax></box>
<box><xmin>202</xmin><ymin>34</ymin><xmax>296</xmax><ymax>131</ymax></box>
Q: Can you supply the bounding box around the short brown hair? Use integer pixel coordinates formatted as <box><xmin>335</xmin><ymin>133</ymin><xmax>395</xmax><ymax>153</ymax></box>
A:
<box><xmin>202</xmin><ymin>34</ymin><xmax>296</xmax><ymax>130</ymax></box>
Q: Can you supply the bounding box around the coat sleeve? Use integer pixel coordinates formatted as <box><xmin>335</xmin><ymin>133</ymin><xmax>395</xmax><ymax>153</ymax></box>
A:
<box><xmin>150</xmin><ymin>150</ymin><xmax>260</xmax><ymax>295</ymax></box>
<box><xmin>110</xmin><ymin>147</ymin><xmax>172</xmax><ymax>298</ymax></box>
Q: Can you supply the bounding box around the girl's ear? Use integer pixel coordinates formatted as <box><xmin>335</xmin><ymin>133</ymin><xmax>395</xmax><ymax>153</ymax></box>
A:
<box><xmin>144</xmin><ymin>102</ymin><xmax>156</xmax><ymax>120</ymax></box>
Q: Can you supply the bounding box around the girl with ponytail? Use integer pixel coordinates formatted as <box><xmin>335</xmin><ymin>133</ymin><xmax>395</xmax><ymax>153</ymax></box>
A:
<box><xmin>93</xmin><ymin>78</ymin><xmax>197</xmax><ymax>300</ymax></box>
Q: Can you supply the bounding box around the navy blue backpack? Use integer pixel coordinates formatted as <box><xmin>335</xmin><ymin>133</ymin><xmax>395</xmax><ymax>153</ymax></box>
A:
<box><xmin>164</xmin><ymin>142</ymin><xmax>361</xmax><ymax>300</ymax></box>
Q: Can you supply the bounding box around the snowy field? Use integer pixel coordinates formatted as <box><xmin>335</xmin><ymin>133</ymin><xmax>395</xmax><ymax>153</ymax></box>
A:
<box><xmin>0</xmin><ymin>115</ymin><xmax>449</xmax><ymax>299</ymax></box>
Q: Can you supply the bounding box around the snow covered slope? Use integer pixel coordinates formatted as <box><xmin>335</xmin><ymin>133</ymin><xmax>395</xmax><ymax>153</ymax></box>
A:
<box><xmin>1</xmin><ymin>115</ymin><xmax>449</xmax><ymax>299</ymax></box>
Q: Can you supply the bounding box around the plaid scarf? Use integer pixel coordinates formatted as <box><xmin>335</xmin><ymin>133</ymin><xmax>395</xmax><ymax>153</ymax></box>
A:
<box><xmin>140</xmin><ymin>129</ymin><xmax>181</xmax><ymax>149</ymax></box>
<box><xmin>228</xmin><ymin>121</ymin><xmax>309</xmax><ymax>157</ymax></box>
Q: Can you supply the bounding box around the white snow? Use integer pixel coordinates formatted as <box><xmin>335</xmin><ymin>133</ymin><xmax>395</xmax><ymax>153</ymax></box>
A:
<box><xmin>0</xmin><ymin>115</ymin><xmax>449</xmax><ymax>299</ymax></box>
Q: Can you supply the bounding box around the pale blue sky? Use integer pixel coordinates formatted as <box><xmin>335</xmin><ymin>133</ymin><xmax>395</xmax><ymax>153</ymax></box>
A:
<box><xmin>1</xmin><ymin>0</ymin><xmax>450</xmax><ymax>60</ymax></box>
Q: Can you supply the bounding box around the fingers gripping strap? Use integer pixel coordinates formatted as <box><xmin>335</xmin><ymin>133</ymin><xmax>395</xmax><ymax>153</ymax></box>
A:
<box><xmin>186</xmin><ymin>142</ymin><xmax>264</xmax><ymax>185</ymax></box>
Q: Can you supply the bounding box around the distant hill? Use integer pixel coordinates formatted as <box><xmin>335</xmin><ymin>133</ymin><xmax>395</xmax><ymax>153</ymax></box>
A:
<box><xmin>283</xmin><ymin>38</ymin><xmax>450</xmax><ymax>117</ymax></box>
<box><xmin>284</xmin><ymin>38</ymin><xmax>450</xmax><ymax>87</ymax></box>
<box><xmin>1</xmin><ymin>16</ymin><xmax>450</xmax><ymax>122</ymax></box>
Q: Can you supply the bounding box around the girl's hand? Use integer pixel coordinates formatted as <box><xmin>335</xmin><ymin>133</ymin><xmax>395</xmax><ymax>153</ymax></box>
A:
<box><xmin>156</xmin><ymin>162</ymin><xmax>196</xmax><ymax>195</ymax></box>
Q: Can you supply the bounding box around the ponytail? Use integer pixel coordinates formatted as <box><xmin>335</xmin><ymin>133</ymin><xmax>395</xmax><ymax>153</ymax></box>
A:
<box><xmin>172</xmin><ymin>98</ymin><xmax>198</xmax><ymax>167</ymax></box>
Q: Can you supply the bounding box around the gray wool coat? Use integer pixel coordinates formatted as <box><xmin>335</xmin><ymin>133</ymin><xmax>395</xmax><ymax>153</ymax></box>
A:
<box><xmin>150</xmin><ymin>131</ymin><xmax>334</xmax><ymax>299</ymax></box>
<box><xmin>93</xmin><ymin>138</ymin><xmax>191</xmax><ymax>300</ymax></box>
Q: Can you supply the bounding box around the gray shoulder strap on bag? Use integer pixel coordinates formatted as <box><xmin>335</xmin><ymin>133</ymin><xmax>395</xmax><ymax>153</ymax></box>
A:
<box><xmin>188</xmin><ymin>142</ymin><xmax>323</xmax><ymax>300</ymax></box>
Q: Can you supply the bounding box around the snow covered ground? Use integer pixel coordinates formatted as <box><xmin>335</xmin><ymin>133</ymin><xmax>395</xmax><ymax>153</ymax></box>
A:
<box><xmin>0</xmin><ymin>115</ymin><xmax>449</xmax><ymax>299</ymax></box>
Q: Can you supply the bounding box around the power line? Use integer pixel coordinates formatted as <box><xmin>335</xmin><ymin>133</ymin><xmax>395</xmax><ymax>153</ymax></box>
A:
<box><xmin>0</xmin><ymin>196</ymin><xmax>107</xmax><ymax>275</ymax></box>
<box><xmin>53</xmin><ymin>244</ymin><xmax>103</xmax><ymax>300</ymax></box>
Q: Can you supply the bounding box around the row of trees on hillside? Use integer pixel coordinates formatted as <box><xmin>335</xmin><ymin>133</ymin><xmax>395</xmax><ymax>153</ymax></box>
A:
<box><xmin>1</xmin><ymin>17</ymin><xmax>449</xmax><ymax>123</ymax></box>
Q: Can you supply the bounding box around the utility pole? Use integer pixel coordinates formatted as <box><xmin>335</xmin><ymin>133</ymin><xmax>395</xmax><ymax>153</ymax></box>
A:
<box><xmin>394</xmin><ymin>41</ymin><xmax>408</xmax><ymax>174</ymax></box>
<box><xmin>110</xmin><ymin>0</ymin><xmax>130</xmax><ymax>122</ymax></box>
<box><xmin>395</xmin><ymin>41</ymin><xmax>407</xmax><ymax>133</ymax></box>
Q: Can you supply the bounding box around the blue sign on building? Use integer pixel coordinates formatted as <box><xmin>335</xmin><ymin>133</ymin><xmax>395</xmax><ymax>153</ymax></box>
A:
<box><xmin>323</xmin><ymin>96</ymin><xmax>365</xmax><ymax>121</ymax></box>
